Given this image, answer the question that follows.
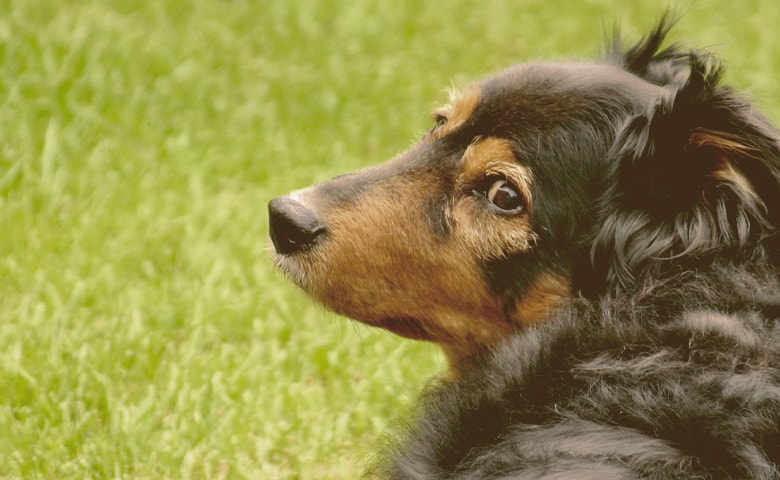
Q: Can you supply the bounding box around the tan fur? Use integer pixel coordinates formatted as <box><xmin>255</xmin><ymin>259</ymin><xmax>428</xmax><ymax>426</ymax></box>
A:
<box><xmin>305</xmin><ymin>168</ymin><xmax>514</xmax><ymax>366</ymax></box>
<box><xmin>689</xmin><ymin>128</ymin><xmax>755</xmax><ymax>155</ymax></box>
<box><xmin>429</xmin><ymin>86</ymin><xmax>481</xmax><ymax>141</ymax></box>
<box><xmin>513</xmin><ymin>273</ymin><xmax>572</xmax><ymax>326</ymax></box>
<box><xmin>690</xmin><ymin>128</ymin><xmax>765</xmax><ymax>209</ymax></box>
<box><xmin>454</xmin><ymin>137</ymin><xmax>537</xmax><ymax>260</ymax></box>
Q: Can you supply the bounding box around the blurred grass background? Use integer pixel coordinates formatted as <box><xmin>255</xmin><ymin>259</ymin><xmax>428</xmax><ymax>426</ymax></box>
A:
<box><xmin>1</xmin><ymin>0</ymin><xmax>779</xmax><ymax>478</ymax></box>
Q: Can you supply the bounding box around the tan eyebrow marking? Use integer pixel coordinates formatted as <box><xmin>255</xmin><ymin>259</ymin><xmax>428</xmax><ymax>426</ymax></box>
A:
<box><xmin>428</xmin><ymin>85</ymin><xmax>481</xmax><ymax>141</ymax></box>
<box><xmin>460</xmin><ymin>136</ymin><xmax>533</xmax><ymax>210</ymax></box>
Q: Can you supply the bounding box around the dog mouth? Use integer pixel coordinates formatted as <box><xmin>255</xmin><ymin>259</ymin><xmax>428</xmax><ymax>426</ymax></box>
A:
<box><xmin>374</xmin><ymin>317</ymin><xmax>435</xmax><ymax>341</ymax></box>
<box><xmin>272</xmin><ymin>254</ymin><xmax>437</xmax><ymax>343</ymax></box>
<box><xmin>270</xmin><ymin>250</ymin><xmax>307</xmax><ymax>288</ymax></box>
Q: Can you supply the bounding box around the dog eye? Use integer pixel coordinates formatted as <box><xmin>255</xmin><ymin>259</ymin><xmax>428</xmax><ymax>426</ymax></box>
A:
<box><xmin>426</xmin><ymin>113</ymin><xmax>448</xmax><ymax>137</ymax></box>
<box><xmin>486</xmin><ymin>179</ymin><xmax>524</xmax><ymax>212</ymax></box>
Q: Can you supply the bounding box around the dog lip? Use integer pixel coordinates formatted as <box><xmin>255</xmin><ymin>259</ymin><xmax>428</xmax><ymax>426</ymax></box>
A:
<box><xmin>375</xmin><ymin>317</ymin><xmax>433</xmax><ymax>341</ymax></box>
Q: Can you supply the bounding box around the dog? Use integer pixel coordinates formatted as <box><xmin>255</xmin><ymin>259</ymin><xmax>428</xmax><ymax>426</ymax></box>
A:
<box><xmin>269</xmin><ymin>18</ymin><xmax>780</xmax><ymax>479</ymax></box>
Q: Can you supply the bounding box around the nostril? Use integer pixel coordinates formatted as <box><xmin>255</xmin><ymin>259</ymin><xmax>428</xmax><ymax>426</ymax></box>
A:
<box><xmin>268</xmin><ymin>196</ymin><xmax>326</xmax><ymax>254</ymax></box>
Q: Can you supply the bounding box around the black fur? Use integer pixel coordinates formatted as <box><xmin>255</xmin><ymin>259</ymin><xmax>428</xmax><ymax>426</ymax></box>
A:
<box><xmin>379</xmin><ymin>20</ymin><xmax>780</xmax><ymax>480</ymax></box>
<box><xmin>381</xmin><ymin>256</ymin><xmax>780</xmax><ymax>479</ymax></box>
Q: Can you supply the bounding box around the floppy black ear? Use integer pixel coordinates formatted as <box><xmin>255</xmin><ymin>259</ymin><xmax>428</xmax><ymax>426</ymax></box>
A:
<box><xmin>593</xmin><ymin>53</ymin><xmax>780</xmax><ymax>291</ymax></box>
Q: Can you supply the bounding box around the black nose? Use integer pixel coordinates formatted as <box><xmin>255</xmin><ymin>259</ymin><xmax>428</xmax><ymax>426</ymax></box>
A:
<box><xmin>268</xmin><ymin>196</ymin><xmax>326</xmax><ymax>254</ymax></box>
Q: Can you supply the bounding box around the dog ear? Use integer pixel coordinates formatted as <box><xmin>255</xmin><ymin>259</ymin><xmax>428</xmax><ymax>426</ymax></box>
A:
<box><xmin>592</xmin><ymin>53</ymin><xmax>780</xmax><ymax>291</ymax></box>
<box><xmin>608</xmin><ymin>13</ymin><xmax>688</xmax><ymax>87</ymax></box>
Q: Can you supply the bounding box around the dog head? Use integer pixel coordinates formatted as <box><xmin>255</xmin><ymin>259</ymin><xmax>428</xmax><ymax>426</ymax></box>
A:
<box><xmin>268</xmin><ymin>20</ymin><xmax>780</xmax><ymax>367</ymax></box>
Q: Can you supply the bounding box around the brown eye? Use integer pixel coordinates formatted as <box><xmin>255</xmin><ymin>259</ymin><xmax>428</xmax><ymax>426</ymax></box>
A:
<box><xmin>486</xmin><ymin>179</ymin><xmax>524</xmax><ymax>212</ymax></box>
<box><xmin>433</xmin><ymin>113</ymin><xmax>447</xmax><ymax>127</ymax></box>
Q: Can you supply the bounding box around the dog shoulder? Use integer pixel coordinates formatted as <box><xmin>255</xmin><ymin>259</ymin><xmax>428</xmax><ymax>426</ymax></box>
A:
<box><xmin>380</xmin><ymin>297</ymin><xmax>780</xmax><ymax>479</ymax></box>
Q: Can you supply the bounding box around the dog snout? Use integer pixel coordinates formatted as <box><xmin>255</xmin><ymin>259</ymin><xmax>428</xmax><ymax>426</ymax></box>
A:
<box><xmin>268</xmin><ymin>196</ymin><xmax>326</xmax><ymax>254</ymax></box>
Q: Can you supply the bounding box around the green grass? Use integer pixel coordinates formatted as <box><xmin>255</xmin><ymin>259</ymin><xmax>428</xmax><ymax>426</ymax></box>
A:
<box><xmin>2</xmin><ymin>0</ymin><xmax>780</xmax><ymax>478</ymax></box>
